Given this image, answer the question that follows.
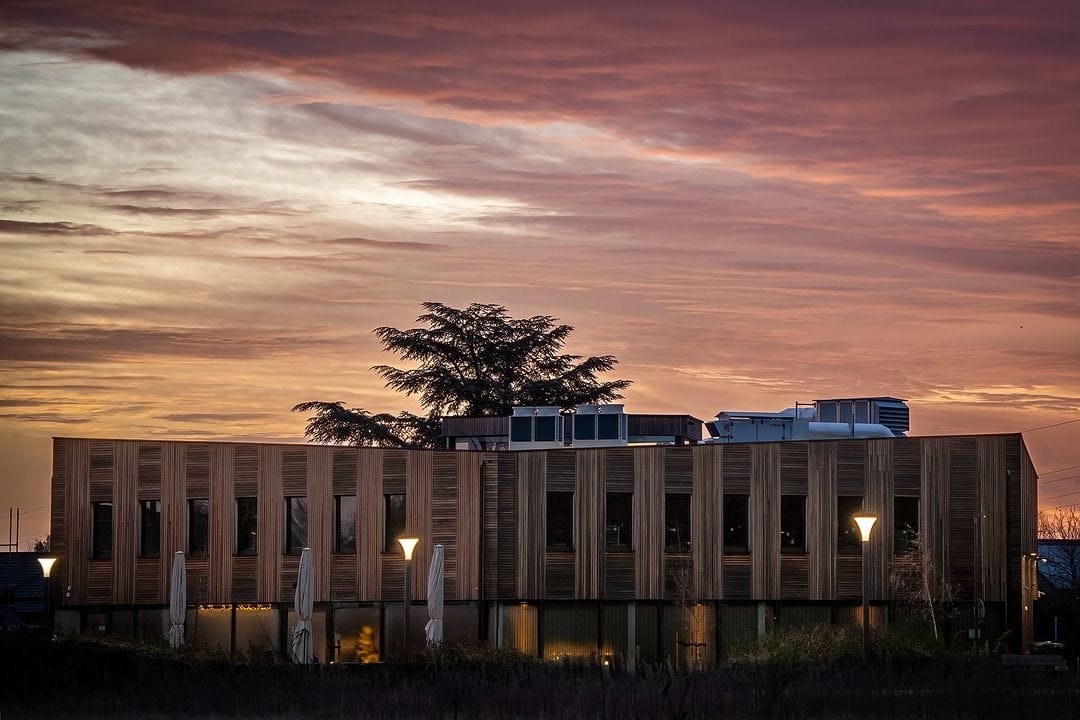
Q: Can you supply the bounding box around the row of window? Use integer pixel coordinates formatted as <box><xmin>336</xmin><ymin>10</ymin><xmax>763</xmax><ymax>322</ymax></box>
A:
<box><xmin>89</xmin><ymin>493</ymin><xmax>920</xmax><ymax>559</ymax></box>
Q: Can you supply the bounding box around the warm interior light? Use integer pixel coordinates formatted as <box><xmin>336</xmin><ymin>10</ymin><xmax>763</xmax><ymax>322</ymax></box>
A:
<box><xmin>853</xmin><ymin>515</ymin><xmax>878</xmax><ymax>542</ymax></box>
<box><xmin>398</xmin><ymin>536</ymin><xmax>419</xmax><ymax>560</ymax></box>
<box><xmin>37</xmin><ymin>556</ymin><xmax>57</xmax><ymax>578</ymax></box>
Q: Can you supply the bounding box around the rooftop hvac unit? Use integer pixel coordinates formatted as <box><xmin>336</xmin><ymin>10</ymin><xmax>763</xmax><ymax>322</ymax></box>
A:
<box><xmin>813</xmin><ymin>397</ymin><xmax>909</xmax><ymax>436</ymax></box>
<box><xmin>571</xmin><ymin>404</ymin><xmax>627</xmax><ymax>447</ymax></box>
<box><xmin>508</xmin><ymin>406</ymin><xmax>564</xmax><ymax>450</ymax></box>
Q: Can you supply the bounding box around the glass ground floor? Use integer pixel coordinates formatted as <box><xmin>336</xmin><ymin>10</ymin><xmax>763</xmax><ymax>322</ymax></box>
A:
<box><xmin>53</xmin><ymin>599</ymin><xmax>1006</xmax><ymax>667</ymax></box>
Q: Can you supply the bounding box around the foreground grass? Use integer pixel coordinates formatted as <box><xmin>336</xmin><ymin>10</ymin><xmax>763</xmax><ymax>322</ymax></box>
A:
<box><xmin>2</xmin><ymin>630</ymin><xmax>1079</xmax><ymax>719</ymax></box>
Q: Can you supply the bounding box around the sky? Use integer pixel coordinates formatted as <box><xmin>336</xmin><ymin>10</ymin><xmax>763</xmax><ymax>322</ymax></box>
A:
<box><xmin>1</xmin><ymin>1</ymin><xmax>1079</xmax><ymax>545</ymax></box>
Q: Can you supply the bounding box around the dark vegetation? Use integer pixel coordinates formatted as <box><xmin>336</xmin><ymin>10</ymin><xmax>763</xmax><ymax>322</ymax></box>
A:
<box><xmin>3</xmin><ymin>628</ymin><xmax>1079</xmax><ymax>719</ymax></box>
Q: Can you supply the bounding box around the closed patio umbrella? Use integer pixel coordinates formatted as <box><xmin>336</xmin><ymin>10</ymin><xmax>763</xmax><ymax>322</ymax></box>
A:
<box><xmin>168</xmin><ymin>551</ymin><xmax>185</xmax><ymax>649</ymax></box>
<box><xmin>425</xmin><ymin>544</ymin><xmax>444</xmax><ymax>644</ymax></box>
<box><xmin>291</xmin><ymin>547</ymin><xmax>314</xmax><ymax>664</ymax></box>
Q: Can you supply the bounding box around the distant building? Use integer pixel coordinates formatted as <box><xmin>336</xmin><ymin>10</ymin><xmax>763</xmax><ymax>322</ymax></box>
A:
<box><xmin>47</xmin><ymin>427</ymin><xmax>1037</xmax><ymax>663</ymax></box>
<box><xmin>0</xmin><ymin>552</ymin><xmax>46</xmax><ymax>629</ymax></box>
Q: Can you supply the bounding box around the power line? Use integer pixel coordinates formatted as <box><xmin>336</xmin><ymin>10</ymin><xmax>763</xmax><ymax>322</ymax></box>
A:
<box><xmin>1040</xmin><ymin>463</ymin><xmax>1080</xmax><ymax>476</ymax></box>
<box><xmin>1021</xmin><ymin>418</ymin><xmax>1080</xmax><ymax>433</ymax></box>
<box><xmin>1039</xmin><ymin>473</ymin><xmax>1080</xmax><ymax>486</ymax></box>
<box><xmin>1040</xmin><ymin>488</ymin><xmax>1080</xmax><ymax>503</ymax></box>
<box><xmin>0</xmin><ymin>505</ymin><xmax>49</xmax><ymax>526</ymax></box>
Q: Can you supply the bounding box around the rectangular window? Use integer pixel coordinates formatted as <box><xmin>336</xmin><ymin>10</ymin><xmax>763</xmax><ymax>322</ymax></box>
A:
<box><xmin>335</xmin><ymin>495</ymin><xmax>357</xmax><ymax>553</ymax></box>
<box><xmin>92</xmin><ymin>501</ymin><xmax>113</xmax><ymax>559</ymax></box>
<box><xmin>574</xmin><ymin>415</ymin><xmax>596</xmax><ymax>441</ymax></box>
<box><xmin>510</xmin><ymin>416</ymin><xmax>532</xmax><ymax>443</ymax></box>
<box><xmin>546</xmin><ymin>492</ymin><xmax>574</xmax><ymax>549</ymax></box>
<box><xmin>236</xmin><ymin>497</ymin><xmax>258</xmax><ymax>556</ymax></box>
<box><xmin>285</xmin><ymin>496</ymin><xmax>308</xmax><ymax>554</ymax></box>
<box><xmin>140</xmin><ymin>499</ymin><xmax>161</xmax><ymax>557</ymax></box>
<box><xmin>723</xmin><ymin>494</ymin><xmax>749</xmax><ymax>551</ymax></box>
<box><xmin>605</xmin><ymin>492</ymin><xmax>632</xmax><ymax>549</ymax></box>
<box><xmin>837</xmin><ymin>495</ymin><xmax>863</xmax><ymax>553</ymax></box>
<box><xmin>188</xmin><ymin>499</ymin><xmax>209</xmax><ymax>556</ymax></box>
<box><xmin>894</xmin><ymin>496</ymin><xmax>919</xmax><ymax>554</ymax></box>
<box><xmin>597</xmin><ymin>413</ymin><xmax>620</xmax><ymax>440</ymax></box>
<box><xmin>384</xmin><ymin>493</ymin><xmax>406</xmax><ymax>552</ymax></box>
<box><xmin>665</xmin><ymin>493</ymin><xmax>691</xmax><ymax>552</ymax></box>
<box><xmin>780</xmin><ymin>495</ymin><xmax>806</xmax><ymax>552</ymax></box>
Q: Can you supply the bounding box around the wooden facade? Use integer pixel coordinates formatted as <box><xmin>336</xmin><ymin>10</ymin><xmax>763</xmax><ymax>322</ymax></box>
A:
<box><xmin>51</xmin><ymin>433</ymin><xmax>1037</xmax><ymax>647</ymax></box>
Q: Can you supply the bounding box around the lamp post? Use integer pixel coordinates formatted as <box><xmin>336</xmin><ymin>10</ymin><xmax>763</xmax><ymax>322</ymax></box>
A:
<box><xmin>853</xmin><ymin>515</ymin><xmax>878</xmax><ymax>660</ymax></box>
<box><xmin>36</xmin><ymin>555</ymin><xmax>57</xmax><ymax>634</ymax></box>
<box><xmin>398</xmin><ymin>536</ymin><xmax>419</xmax><ymax>657</ymax></box>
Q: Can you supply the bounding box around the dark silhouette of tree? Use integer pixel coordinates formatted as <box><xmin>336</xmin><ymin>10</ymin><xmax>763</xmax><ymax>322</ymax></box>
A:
<box><xmin>1038</xmin><ymin>508</ymin><xmax>1080</xmax><ymax>654</ymax></box>
<box><xmin>294</xmin><ymin>302</ymin><xmax>631</xmax><ymax>448</ymax></box>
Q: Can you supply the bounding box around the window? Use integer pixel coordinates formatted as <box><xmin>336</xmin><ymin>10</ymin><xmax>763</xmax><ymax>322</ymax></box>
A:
<box><xmin>723</xmin><ymin>494</ymin><xmax>749</xmax><ymax>551</ymax></box>
<box><xmin>546</xmin><ymin>492</ymin><xmax>574</xmax><ymax>549</ymax></box>
<box><xmin>510</xmin><ymin>416</ymin><xmax>532</xmax><ymax>443</ymax></box>
<box><xmin>236</xmin><ymin>498</ymin><xmax>258</xmax><ymax>556</ymax></box>
<box><xmin>188</xmin><ymin>499</ymin><xmax>209</xmax><ymax>556</ymax></box>
<box><xmin>335</xmin><ymin>495</ymin><xmax>357</xmax><ymax>553</ymax></box>
<box><xmin>665</xmin><ymin>493</ymin><xmax>691</xmax><ymax>552</ymax></box>
<box><xmin>384</xmin><ymin>493</ymin><xmax>406</xmax><ymax>552</ymax></box>
<box><xmin>605</xmin><ymin>492</ymin><xmax>632</xmax><ymax>549</ymax></box>
<box><xmin>91</xmin><ymin>502</ymin><xmax>113</xmax><ymax>559</ymax></box>
<box><xmin>140</xmin><ymin>500</ymin><xmax>161</xmax><ymax>557</ymax></box>
<box><xmin>285</xmin><ymin>497</ymin><xmax>308</xmax><ymax>554</ymax></box>
<box><xmin>780</xmin><ymin>495</ymin><xmax>806</xmax><ymax>552</ymax></box>
<box><xmin>894</xmin><ymin>496</ymin><xmax>919</xmax><ymax>554</ymax></box>
<box><xmin>837</xmin><ymin>496</ymin><xmax>863</xmax><ymax>552</ymax></box>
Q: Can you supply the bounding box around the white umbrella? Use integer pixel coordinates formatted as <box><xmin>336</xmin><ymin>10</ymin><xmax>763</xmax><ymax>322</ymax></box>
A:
<box><xmin>291</xmin><ymin>547</ymin><xmax>314</xmax><ymax>664</ymax></box>
<box><xmin>425</xmin><ymin>544</ymin><xmax>444</xmax><ymax>644</ymax></box>
<box><xmin>168</xmin><ymin>551</ymin><xmax>185</xmax><ymax>649</ymax></box>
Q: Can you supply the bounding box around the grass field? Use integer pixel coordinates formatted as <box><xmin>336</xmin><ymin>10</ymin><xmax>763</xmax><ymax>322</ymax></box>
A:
<box><xmin>2</xmin><ymin>629</ymin><xmax>1079</xmax><ymax>719</ymax></box>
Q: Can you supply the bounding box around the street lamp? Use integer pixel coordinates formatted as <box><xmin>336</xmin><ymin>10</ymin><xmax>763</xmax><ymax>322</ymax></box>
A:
<box><xmin>853</xmin><ymin>515</ymin><xmax>877</xmax><ymax>660</ymax></box>
<box><xmin>37</xmin><ymin>555</ymin><xmax>57</xmax><ymax>634</ymax></box>
<box><xmin>398</xmin><ymin>536</ymin><xmax>419</xmax><ymax>656</ymax></box>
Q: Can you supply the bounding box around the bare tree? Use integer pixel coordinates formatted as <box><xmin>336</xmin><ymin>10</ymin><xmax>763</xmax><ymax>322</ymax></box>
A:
<box><xmin>889</xmin><ymin>533</ymin><xmax>956</xmax><ymax>641</ymax></box>
<box><xmin>1038</xmin><ymin>508</ymin><xmax>1080</xmax><ymax>650</ymax></box>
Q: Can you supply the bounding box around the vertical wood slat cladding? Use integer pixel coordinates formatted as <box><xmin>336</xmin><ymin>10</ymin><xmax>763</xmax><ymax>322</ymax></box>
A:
<box><xmin>135</xmin><ymin>558</ymin><xmax>161</xmax><ymax>604</ymax></box>
<box><xmin>137</xmin><ymin>443</ymin><xmax>162</xmax><ymax>501</ymax></box>
<box><xmin>50</xmin><ymin>441</ymin><xmax>67</xmax><ymax>574</ymax></box>
<box><xmin>209</xmin><ymin>444</ymin><xmax>234</xmax><ymax>603</ymax></box>
<box><xmin>233</xmin><ymin>445</ymin><xmax>258</xmax><ymax>496</ymax></box>
<box><xmin>836</xmin><ymin>555</ymin><xmax>862</xmax><ymax>599</ymax></box>
<box><xmin>256</xmin><ymin>445</ymin><xmax>283</xmax><ymax>603</ymax></box>
<box><xmin>495</xmin><ymin>455</ymin><xmax>517</xmax><ymax>598</ymax></box>
<box><xmin>517</xmin><ymin>453</ymin><xmax>545</xmax><ymax>599</ymax></box>
<box><xmin>780</xmin><ymin>444</ymin><xmax>808</xmax><ymax>494</ymax></box>
<box><xmin>546</xmin><ymin>450</ymin><xmax>576</xmax><ymax>492</ymax></box>
<box><xmin>186</xmin><ymin>558</ymin><xmax>209</xmax><ymax>604</ymax></box>
<box><xmin>544</xmin><ymin>553</ymin><xmax>575</xmax><ymax>598</ymax></box>
<box><xmin>948</xmin><ymin>438</ymin><xmax>977</xmax><ymax>596</ymax></box>
<box><xmin>280</xmin><ymin>554</ymin><xmax>300</xmax><ymax>602</ymax></box>
<box><xmin>481</xmin><ymin>454</ymin><xmax>501</xmax><ymax>598</ymax></box>
<box><xmin>406</xmin><ymin>452</ymin><xmax>433</xmax><ymax>600</ymax></box>
<box><xmin>664</xmin><ymin>448</ymin><xmax>693</xmax><ymax>492</ymax></box>
<box><xmin>357</xmin><ymin>448</ymin><xmax>383</xmax><ymax>601</ymax></box>
<box><xmin>456</xmin><ymin>453</ymin><xmax>481</xmax><ymax>600</ymax></box>
<box><xmin>161</xmin><ymin>443</ymin><xmax>186</xmax><ymax>600</ymax></box>
<box><xmin>309</xmin><ymin>447</ymin><xmax>332</xmax><ymax>600</ymax></box>
<box><xmin>634</xmin><ymin>447</ymin><xmax>664</xmax><ymax>599</ymax></box>
<box><xmin>87</xmin><ymin>561</ymin><xmax>112</xmax><ymax>604</ymax></box>
<box><xmin>605</xmin><ymin>449</ymin><xmax>634</xmax><ymax>493</ymax></box>
<box><xmin>751</xmin><ymin>445</ymin><xmax>781</xmax><ymax>599</ymax></box>
<box><xmin>89</xmin><ymin>440</ymin><xmax>114</xmax><ymax>502</ymax></box>
<box><xmin>232</xmin><ymin>556</ymin><xmax>256</xmax><ymax>601</ymax></box>
<box><xmin>921</xmin><ymin>438</ymin><xmax>950</xmax><ymax>595</ymax></box>
<box><xmin>331</xmin><ymin>555</ymin><xmax>357</xmax><ymax>601</ymax></box>
<box><xmin>382</xmin><ymin>451</ymin><xmax>406</xmax><ymax>494</ymax></box>
<box><xmin>332</xmin><ymin>448</ymin><xmax>357</xmax><ymax>495</ymax></box>
<box><xmin>282</xmin><ymin>449</ymin><xmax>308</xmax><ymax>496</ymax></box>
<box><xmin>114</xmin><ymin>441</ymin><xmax>137</xmax><ymax>604</ymax></box>
<box><xmin>892</xmin><ymin>439</ymin><xmax>921</xmax><ymax>496</ymax></box>
<box><xmin>575</xmin><ymin>449</ymin><xmax>604</xmax><ymax>599</ymax></box>
<box><xmin>1019</xmin><ymin>441</ymin><xmax>1038</xmax><ymax>648</ymax></box>
<box><xmin>605</xmin><ymin>553</ymin><xmax>635</xmax><ymax>598</ymax></box>
<box><xmin>807</xmin><ymin>442</ymin><xmax>837</xmax><ymax>600</ymax></box>
<box><xmin>865</xmin><ymin>440</ymin><xmax>893</xmax><ymax>600</ymax></box>
<box><xmin>692</xmin><ymin>444</ymin><xmax>722</xmax><ymax>599</ymax></box>
<box><xmin>432</xmin><ymin>453</ymin><xmax>458</xmax><ymax>598</ymax></box>
<box><xmin>976</xmin><ymin>436</ymin><xmax>1008</xmax><ymax>602</ymax></box>
<box><xmin>185</xmin><ymin>443</ymin><xmax>210</xmax><ymax>498</ymax></box>
<box><xmin>780</xmin><ymin>555</ymin><xmax>809</xmax><ymax>599</ymax></box>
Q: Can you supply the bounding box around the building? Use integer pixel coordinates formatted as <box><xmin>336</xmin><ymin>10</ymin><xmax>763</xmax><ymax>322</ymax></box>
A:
<box><xmin>47</xmin><ymin>431</ymin><xmax>1038</xmax><ymax>663</ymax></box>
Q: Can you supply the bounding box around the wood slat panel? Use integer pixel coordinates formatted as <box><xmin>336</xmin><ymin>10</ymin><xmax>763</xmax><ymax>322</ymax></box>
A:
<box><xmin>892</xmin><ymin>438</ymin><xmax>921</xmax><ymax>496</ymax></box>
<box><xmin>282</xmin><ymin>448</ymin><xmax>308</xmax><ymax>496</ymax></box>
<box><xmin>406</xmin><ymin>451</ymin><xmax>433</xmax><ymax>600</ymax></box>
<box><xmin>722</xmin><ymin>445</ymin><xmax>751</xmax><ymax>493</ymax></box>
<box><xmin>185</xmin><ymin>443</ymin><xmax>210</xmax><ymax>498</ymax></box>
<box><xmin>807</xmin><ymin>441</ymin><xmax>836</xmax><ymax>600</ymax></box>
<box><xmin>161</xmin><ymin>442</ymin><xmax>186</xmax><ymax>599</ymax></box>
<box><xmin>836</xmin><ymin>555</ymin><xmax>861</xmax><ymax>599</ymax></box>
<box><xmin>481</xmin><ymin>453</ymin><xmax>502</xmax><ymax>598</ymax></box>
<box><xmin>87</xmin><ymin>560</ymin><xmax>112</xmax><ymax>604</ymax></box>
<box><xmin>280</xmin><ymin>554</ymin><xmax>300</xmax><ymax>602</ymax></box>
<box><xmin>232</xmin><ymin>556</ymin><xmax>256</xmax><ymax>601</ymax></box>
<box><xmin>722</xmin><ymin>555</ymin><xmax>751</xmax><ymax>599</ymax></box>
<box><xmin>948</xmin><ymin>438</ymin><xmax>977</xmax><ymax>596</ymax></box>
<box><xmin>605</xmin><ymin>553</ymin><xmax>634</xmax><ymax>599</ymax></box>
<box><xmin>751</xmin><ymin>445</ymin><xmax>781</xmax><ymax>599</ymax></box>
<box><xmin>309</xmin><ymin>447</ymin><xmax>332</xmax><ymax>601</ymax></box>
<box><xmin>135</xmin><ymin>557</ymin><xmax>162</xmax><ymax>604</ymax></box>
<box><xmin>604</xmin><ymin>448</ymin><xmax>634</xmax><ymax>493</ymax></box>
<box><xmin>456</xmin><ymin>453</ymin><xmax>481</xmax><ymax>600</ymax></box>
<box><xmin>780</xmin><ymin>443</ymin><xmax>808</xmax><ymax>495</ymax></box>
<box><xmin>186</xmin><ymin>557</ymin><xmax>209</xmax><ymax>604</ymax></box>
<box><xmin>357</xmin><ymin>448</ymin><xmax>383</xmax><ymax>601</ymax></box>
<box><xmin>780</xmin><ymin>555</ymin><xmax>809</xmax><ymax>599</ymax></box>
<box><xmin>692</xmin><ymin>444</ymin><xmax>722</xmax><ymax>599</ymax></box>
<box><xmin>332</xmin><ymin>448</ymin><xmax>357</xmax><ymax>495</ymax></box>
<box><xmin>546</xmin><ymin>450</ymin><xmax>576</xmax><ymax>492</ymax></box>
<box><xmin>208</xmin><ymin>443</ymin><xmax>234</xmax><ymax>603</ymax></box>
<box><xmin>66</xmin><ymin>440</ymin><xmax>92</xmax><ymax>605</ymax></box>
<box><xmin>634</xmin><ymin>447</ymin><xmax>664</xmax><ymax>599</ymax></box>
<box><xmin>233</xmin><ymin>445</ymin><xmax>258</xmax><ymax>496</ymax></box>
<box><xmin>256</xmin><ymin>445</ymin><xmax>283</xmax><ymax>603</ymax></box>
<box><xmin>977</xmin><ymin>436</ymin><xmax>1007</xmax><ymax>602</ymax></box>
<box><xmin>50</xmin><ymin>441</ymin><xmax>67</xmax><ymax>556</ymax></box>
<box><xmin>432</xmin><ymin>453</ymin><xmax>458</xmax><ymax>599</ymax></box>
<box><xmin>496</xmin><ymin>454</ymin><xmax>517</xmax><ymax>598</ymax></box>
<box><xmin>89</xmin><ymin>440</ymin><xmax>114</xmax><ymax>502</ymax></box>
<box><xmin>331</xmin><ymin>554</ymin><xmax>357</xmax><ymax>601</ymax></box>
<box><xmin>865</xmin><ymin>439</ymin><xmax>892</xmax><ymax>600</ymax></box>
<box><xmin>544</xmin><ymin>553</ymin><xmax>574</xmax><ymax>599</ymax></box>
<box><xmin>382</xmin><ymin>451</ymin><xmax>406</xmax><ymax>494</ymax></box>
<box><xmin>114</xmin><ymin>441</ymin><xmax>137</xmax><ymax>605</ymax></box>
<box><xmin>836</xmin><ymin>440</ymin><xmax>865</xmax><ymax>496</ymax></box>
<box><xmin>517</xmin><ymin>453</ymin><xmax>545</xmax><ymax>598</ymax></box>
<box><xmin>574</xmin><ymin>449</ymin><xmax>603</xmax><ymax>599</ymax></box>
<box><xmin>137</xmin><ymin>442</ymin><xmax>162</xmax><ymax>501</ymax></box>
<box><xmin>380</xmin><ymin>555</ymin><xmax>404</xmax><ymax>601</ymax></box>
<box><xmin>664</xmin><ymin>555</ymin><xmax>691</xmax><ymax>601</ymax></box>
<box><xmin>664</xmin><ymin>447</ymin><xmax>693</xmax><ymax>492</ymax></box>
<box><xmin>920</xmin><ymin>438</ymin><xmax>950</xmax><ymax>596</ymax></box>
